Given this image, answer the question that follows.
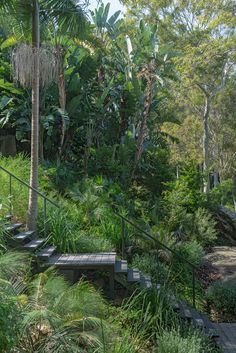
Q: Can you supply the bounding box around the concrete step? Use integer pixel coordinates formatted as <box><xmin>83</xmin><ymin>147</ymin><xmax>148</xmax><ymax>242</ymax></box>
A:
<box><xmin>5</xmin><ymin>214</ymin><xmax>13</xmax><ymax>221</ymax></box>
<box><xmin>140</xmin><ymin>275</ymin><xmax>152</xmax><ymax>289</ymax></box>
<box><xmin>36</xmin><ymin>246</ymin><xmax>56</xmax><ymax>259</ymax></box>
<box><xmin>12</xmin><ymin>231</ymin><xmax>34</xmax><ymax>243</ymax></box>
<box><xmin>115</xmin><ymin>259</ymin><xmax>128</xmax><ymax>273</ymax></box>
<box><xmin>4</xmin><ymin>223</ymin><xmax>23</xmax><ymax>233</ymax></box>
<box><xmin>23</xmin><ymin>239</ymin><xmax>45</xmax><ymax>251</ymax></box>
<box><xmin>178</xmin><ymin>301</ymin><xmax>192</xmax><ymax>321</ymax></box>
<box><xmin>189</xmin><ymin>308</ymin><xmax>205</xmax><ymax>329</ymax></box>
<box><xmin>201</xmin><ymin>315</ymin><xmax>219</xmax><ymax>337</ymax></box>
<box><xmin>127</xmin><ymin>268</ymin><xmax>141</xmax><ymax>282</ymax></box>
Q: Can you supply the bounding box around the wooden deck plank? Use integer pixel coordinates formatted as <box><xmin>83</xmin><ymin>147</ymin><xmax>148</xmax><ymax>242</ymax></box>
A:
<box><xmin>44</xmin><ymin>253</ymin><xmax>116</xmax><ymax>268</ymax></box>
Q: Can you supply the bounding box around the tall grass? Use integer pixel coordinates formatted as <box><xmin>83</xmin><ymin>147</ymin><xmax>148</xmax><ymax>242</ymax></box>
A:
<box><xmin>0</xmin><ymin>154</ymin><xmax>48</xmax><ymax>221</ymax></box>
<box><xmin>121</xmin><ymin>287</ymin><xmax>179</xmax><ymax>341</ymax></box>
<box><xmin>39</xmin><ymin>204</ymin><xmax>114</xmax><ymax>253</ymax></box>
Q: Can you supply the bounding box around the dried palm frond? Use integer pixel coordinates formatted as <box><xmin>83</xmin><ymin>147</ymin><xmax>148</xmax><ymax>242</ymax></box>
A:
<box><xmin>12</xmin><ymin>43</ymin><xmax>60</xmax><ymax>88</ymax></box>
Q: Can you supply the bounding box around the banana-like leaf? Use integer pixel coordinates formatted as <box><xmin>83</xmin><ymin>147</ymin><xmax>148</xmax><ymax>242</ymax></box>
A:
<box><xmin>1</xmin><ymin>34</ymin><xmax>22</xmax><ymax>49</ymax></box>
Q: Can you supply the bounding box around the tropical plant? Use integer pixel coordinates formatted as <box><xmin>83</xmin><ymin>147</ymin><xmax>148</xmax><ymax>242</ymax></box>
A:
<box><xmin>0</xmin><ymin>0</ymin><xmax>88</xmax><ymax>231</ymax></box>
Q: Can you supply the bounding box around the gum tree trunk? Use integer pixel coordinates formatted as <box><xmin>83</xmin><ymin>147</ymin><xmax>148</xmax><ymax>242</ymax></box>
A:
<box><xmin>203</xmin><ymin>95</ymin><xmax>211</xmax><ymax>193</ymax></box>
<box><xmin>232</xmin><ymin>174</ymin><xmax>236</xmax><ymax>212</ymax></box>
<box><xmin>27</xmin><ymin>0</ymin><xmax>40</xmax><ymax>230</ymax></box>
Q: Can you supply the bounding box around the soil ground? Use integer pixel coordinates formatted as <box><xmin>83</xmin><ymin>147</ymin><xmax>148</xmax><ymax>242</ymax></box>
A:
<box><xmin>204</xmin><ymin>246</ymin><xmax>236</xmax><ymax>282</ymax></box>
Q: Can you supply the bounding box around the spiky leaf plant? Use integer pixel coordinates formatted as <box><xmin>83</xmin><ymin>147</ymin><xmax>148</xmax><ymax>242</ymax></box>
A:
<box><xmin>18</xmin><ymin>270</ymin><xmax>107</xmax><ymax>352</ymax></box>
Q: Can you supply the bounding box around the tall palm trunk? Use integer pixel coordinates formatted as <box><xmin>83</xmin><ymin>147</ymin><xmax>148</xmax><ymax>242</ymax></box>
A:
<box><xmin>27</xmin><ymin>0</ymin><xmax>40</xmax><ymax>231</ymax></box>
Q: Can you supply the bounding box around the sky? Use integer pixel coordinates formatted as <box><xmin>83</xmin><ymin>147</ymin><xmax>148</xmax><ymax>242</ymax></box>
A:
<box><xmin>88</xmin><ymin>0</ymin><xmax>125</xmax><ymax>15</ymax></box>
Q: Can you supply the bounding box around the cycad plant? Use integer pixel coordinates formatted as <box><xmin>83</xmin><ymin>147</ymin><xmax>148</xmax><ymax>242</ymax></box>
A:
<box><xmin>0</xmin><ymin>248</ymin><xmax>108</xmax><ymax>353</ymax></box>
<box><xmin>19</xmin><ymin>270</ymin><xmax>107</xmax><ymax>352</ymax></box>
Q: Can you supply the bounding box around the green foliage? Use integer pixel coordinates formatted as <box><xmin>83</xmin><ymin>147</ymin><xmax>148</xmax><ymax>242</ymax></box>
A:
<box><xmin>122</xmin><ymin>288</ymin><xmax>178</xmax><ymax>339</ymax></box>
<box><xmin>0</xmin><ymin>155</ymin><xmax>42</xmax><ymax>220</ymax></box>
<box><xmin>170</xmin><ymin>241</ymin><xmax>204</xmax><ymax>304</ymax></box>
<box><xmin>0</xmin><ymin>288</ymin><xmax>21</xmax><ymax>352</ymax></box>
<box><xmin>108</xmin><ymin>333</ymin><xmax>143</xmax><ymax>353</ymax></box>
<box><xmin>0</xmin><ymin>1</ymin><xmax>234</xmax><ymax>352</ymax></box>
<box><xmin>209</xmin><ymin>179</ymin><xmax>234</xmax><ymax>209</ymax></box>
<box><xmin>132</xmin><ymin>253</ymin><xmax>170</xmax><ymax>284</ymax></box>
<box><xmin>156</xmin><ymin>328</ymin><xmax>217</xmax><ymax>353</ymax></box>
<box><xmin>193</xmin><ymin>208</ymin><xmax>217</xmax><ymax>246</ymax></box>
<box><xmin>206</xmin><ymin>280</ymin><xmax>236</xmax><ymax>315</ymax></box>
<box><xmin>165</xmin><ymin>204</ymin><xmax>217</xmax><ymax>247</ymax></box>
<box><xmin>174</xmin><ymin>241</ymin><xmax>204</xmax><ymax>267</ymax></box>
<box><xmin>0</xmin><ymin>251</ymin><xmax>29</xmax><ymax>352</ymax></box>
<box><xmin>42</xmin><ymin>162</ymin><xmax>78</xmax><ymax>194</ymax></box>
<box><xmin>164</xmin><ymin>164</ymin><xmax>205</xmax><ymax>213</ymax></box>
<box><xmin>45</xmin><ymin>206</ymin><xmax>114</xmax><ymax>253</ymax></box>
<box><xmin>163</xmin><ymin>165</ymin><xmax>217</xmax><ymax>247</ymax></box>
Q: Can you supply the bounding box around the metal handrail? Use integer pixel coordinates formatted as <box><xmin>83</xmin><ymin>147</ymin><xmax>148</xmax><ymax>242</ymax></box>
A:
<box><xmin>0</xmin><ymin>165</ymin><xmax>59</xmax><ymax>237</ymax></box>
<box><xmin>0</xmin><ymin>166</ymin><xmax>59</xmax><ymax>208</ymax></box>
<box><xmin>116</xmin><ymin>211</ymin><xmax>200</xmax><ymax>270</ymax></box>
<box><xmin>0</xmin><ymin>164</ymin><xmax>202</xmax><ymax>306</ymax></box>
<box><xmin>114</xmin><ymin>210</ymin><xmax>206</xmax><ymax>307</ymax></box>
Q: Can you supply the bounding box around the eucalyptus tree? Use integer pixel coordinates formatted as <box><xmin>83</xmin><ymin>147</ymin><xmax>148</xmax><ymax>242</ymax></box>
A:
<box><xmin>122</xmin><ymin>0</ymin><xmax>236</xmax><ymax>191</ymax></box>
<box><xmin>0</xmin><ymin>0</ymin><xmax>88</xmax><ymax>230</ymax></box>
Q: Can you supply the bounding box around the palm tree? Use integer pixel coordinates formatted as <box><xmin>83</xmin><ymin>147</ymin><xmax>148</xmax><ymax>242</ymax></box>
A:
<box><xmin>0</xmin><ymin>0</ymin><xmax>87</xmax><ymax>230</ymax></box>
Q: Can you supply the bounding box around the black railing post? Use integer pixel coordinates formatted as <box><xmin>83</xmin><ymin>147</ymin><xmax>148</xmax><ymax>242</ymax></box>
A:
<box><xmin>192</xmin><ymin>268</ymin><xmax>196</xmax><ymax>308</ymax></box>
<box><xmin>43</xmin><ymin>198</ymin><xmax>47</xmax><ymax>238</ymax></box>
<box><xmin>121</xmin><ymin>217</ymin><xmax>125</xmax><ymax>259</ymax></box>
<box><xmin>9</xmin><ymin>174</ymin><xmax>12</xmax><ymax>216</ymax></box>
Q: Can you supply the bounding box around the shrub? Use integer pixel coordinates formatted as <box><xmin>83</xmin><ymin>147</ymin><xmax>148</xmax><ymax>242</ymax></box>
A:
<box><xmin>41</xmin><ymin>162</ymin><xmax>78</xmax><ymax>194</ymax></box>
<box><xmin>165</xmin><ymin>205</ymin><xmax>217</xmax><ymax>247</ymax></box>
<box><xmin>156</xmin><ymin>329</ymin><xmax>217</xmax><ymax>353</ymax></box>
<box><xmin>164</xmin><ymin>164</ymin><xmax>206</xmax><ymax>214</ymax></box>
<box><xmin>193</xmin><ymin>208</ymin><xmax>217</xmax><ymax>246</ymax></box>
<box><xmin>209</xmin><ymin>179</ymin><xmax>234</xmax><ymax>209</ymax></box>
<box><xmin>132</xmin><ymin>253</ymin><xmax>170</xmax><ymax>284</ymax></box>
<box><xmin>171</xmin><ymin>241</ymin><xmax>204</xmax><ymax>304</ymax></box>
<box><xmin>174</xmin><ymin>241</ymin><xmax>204</xmax><ymax>267</ymax></box>
<box><xmin>206</xmin><ymin>280</ymin><xmax>236</xmax><ymax>315</ymax></box>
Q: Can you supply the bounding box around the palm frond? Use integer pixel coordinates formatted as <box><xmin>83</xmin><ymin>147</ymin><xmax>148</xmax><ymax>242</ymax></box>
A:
<box><xmin>41</xmin><ymin>0</ymin><xmax>88</xmax><ymax>38</ymax></box>
<box><xmin>0</xmin><ymin>251</ymin><xmax>29</xmax><ymax>280</ymax></box>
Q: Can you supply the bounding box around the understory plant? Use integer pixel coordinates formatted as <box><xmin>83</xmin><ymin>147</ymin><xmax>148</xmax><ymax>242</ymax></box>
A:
<box><xmin>0</xmin><ymin>251</ymin><xmax>111</xmax><ymax>353</ymax></box>
<box><xmin>206</xmin><ymin>280</ymin><xmax>236</xmax><ymax>316</ymax></box>
<box><xmin>132</xmin><ymin>253</ymin><xmax>170</xmax><ymax>285</ymax></box>
<box><xmin>120</xmin><ymin>287</ymin><xmax>179</xmax><ymax>341</ymax></box>
<box><xmin>156</xmin><ymin>328</ymin><xmax>219</xmax><ymax>353</ymax></box>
